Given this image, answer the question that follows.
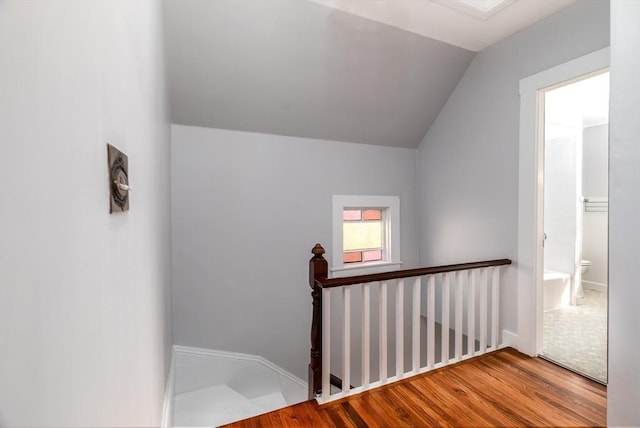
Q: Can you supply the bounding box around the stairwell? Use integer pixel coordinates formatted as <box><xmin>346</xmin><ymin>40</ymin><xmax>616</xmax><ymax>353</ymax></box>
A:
<box><xmin>171</xmin><ymin>346</ymin><xmax>307</xmax><ymax>427</ymax></box>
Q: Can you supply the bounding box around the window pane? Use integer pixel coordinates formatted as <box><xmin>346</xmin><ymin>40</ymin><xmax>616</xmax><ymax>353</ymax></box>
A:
<box><xmin>363</xmin><ymin>209</ymin><xmax>382</xmax><ymax>220</ymax></box>
<box><xmin>343</xmin><ymin>221</ymin><xmax>382</xmax><ymax>251</ymax></box>
<box><xmin>343</xmin><ymin>252</ymin><xmax>362</xmax><ymax>263</ymax></box>
<box><xmin>362</xmin><ymin>250</ymin><xmax>382</xmax><ymax>262</ymax></box>
<box><xmin>343</xmin><ymin>210</ymin><xmax>362</xmax><ymax>221</ymax></box>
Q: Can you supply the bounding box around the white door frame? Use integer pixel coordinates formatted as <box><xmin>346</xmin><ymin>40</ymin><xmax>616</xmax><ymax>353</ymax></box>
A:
<box><xmin>517</xmin><ymin>48</ymin><xmax>610</xmax><ymax>356</ymax></box>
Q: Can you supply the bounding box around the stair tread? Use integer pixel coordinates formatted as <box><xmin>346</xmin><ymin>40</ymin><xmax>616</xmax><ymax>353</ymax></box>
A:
<box><xmin>174</xmin><ymin>384</ymin><xmax>293</xmax><ymax>426</ymax></box>
<box><xmin>250</xmin><ymin>391</ymin><xmax>287</xmax><ymax>411</ymax></box>
<box><xmin>174</xmin><ymin>384</ymin><xmax>262</xmax><ymax>417</ymax></box>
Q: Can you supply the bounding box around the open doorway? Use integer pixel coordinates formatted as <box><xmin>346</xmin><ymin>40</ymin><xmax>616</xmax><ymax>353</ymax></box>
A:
<box><xmin>539</xmin><ymin>72</ymin><xmax>609</xmax><ymax>383</ymax></box>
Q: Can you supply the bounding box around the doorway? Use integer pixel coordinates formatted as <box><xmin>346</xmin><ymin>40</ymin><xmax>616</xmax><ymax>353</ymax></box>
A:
<box><xmin>539</xmin><ymin>72</ymin><xmax>609</xmax><ymax>383</ymax></box>
<box><xmin>516</xmin><ymin>47</ymin><xmax>609</xmax><ymax>369</ymax></box>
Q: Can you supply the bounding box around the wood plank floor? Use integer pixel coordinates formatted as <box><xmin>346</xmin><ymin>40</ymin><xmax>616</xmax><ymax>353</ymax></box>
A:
<box><xmin>224</xmin><ymin>348</ymin><xmax>606</xmax><ymax>427</ymax></box>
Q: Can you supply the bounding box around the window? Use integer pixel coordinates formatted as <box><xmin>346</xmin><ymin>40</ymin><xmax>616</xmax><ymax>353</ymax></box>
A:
<box><xmin>332</xmin><ymin>195</ymin><xmax>401</xmax><ymax>277</ymax></box>
<box><xmin>343</xmin><ymin>208</ymin><xmax>383</xmax><ymax>264</ymax></box>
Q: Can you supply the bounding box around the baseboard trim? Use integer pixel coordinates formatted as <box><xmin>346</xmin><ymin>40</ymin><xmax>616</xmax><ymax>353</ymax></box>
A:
<box><xmin>502</xmin><ymin>329</ymin><xmax>518</xmax><ymax>349</ymax></box>
<box><xmin>172</xmin><ymin>345</ymin><xmax>307</xmax><ymax>390</ymax></box>
<box><xmin>582</xmin><ymin>280</ymin><xmax>607</xmax><ymax>293</ymax></box>
<box><xmin>161</xmin><ymin>347</ymin><xmax>176</xmax><ymax>428</ymax></box>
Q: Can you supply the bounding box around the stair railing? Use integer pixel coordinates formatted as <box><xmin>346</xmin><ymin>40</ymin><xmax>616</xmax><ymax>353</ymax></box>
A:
<box><xmin>308</xmin><ymin>243</ymin><xmax>511</xmax><ymax>403</ymax></box>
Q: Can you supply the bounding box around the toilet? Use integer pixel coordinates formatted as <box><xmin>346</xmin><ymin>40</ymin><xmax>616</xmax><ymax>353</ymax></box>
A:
<box><xmin>581</xmin><ymin>259</ymin><xmax>592</xmax><ymax>275</ymax></box>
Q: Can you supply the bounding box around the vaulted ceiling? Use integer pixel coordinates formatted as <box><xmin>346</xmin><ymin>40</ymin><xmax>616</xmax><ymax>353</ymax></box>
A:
<box><xmin>162</xmin><ymin>0</ymin><xmax>574</xmax><ymax>148</ymax></box>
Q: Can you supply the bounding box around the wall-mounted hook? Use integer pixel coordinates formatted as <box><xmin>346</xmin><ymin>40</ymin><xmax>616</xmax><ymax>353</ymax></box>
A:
<box><xmin>107</xmin><ymin>143</ymin><xmax>130</xmax><ymax>213</ymax></box>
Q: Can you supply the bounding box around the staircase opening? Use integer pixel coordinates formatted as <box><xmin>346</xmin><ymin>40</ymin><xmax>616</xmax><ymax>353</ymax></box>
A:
<box><xmin>172</xmin><ymin>347</ymin><xmax>307</xmax><ymax>427</ymax></box>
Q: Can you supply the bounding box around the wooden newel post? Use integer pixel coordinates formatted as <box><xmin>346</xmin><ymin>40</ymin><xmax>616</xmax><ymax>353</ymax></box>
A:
<box><xmin>308</xmin><ymin>243</ymin><xmax>327</xmax><ymax>399</ymax></box>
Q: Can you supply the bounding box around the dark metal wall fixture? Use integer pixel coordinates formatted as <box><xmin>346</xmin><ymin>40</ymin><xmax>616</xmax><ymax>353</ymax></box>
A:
<box><xmin>107</xmin><ymin>143</ymin><xmax>131</xmax><ymax>213</ymax></box>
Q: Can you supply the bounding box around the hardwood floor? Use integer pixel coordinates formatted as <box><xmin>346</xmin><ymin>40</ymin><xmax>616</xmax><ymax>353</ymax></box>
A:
<box><xmin>223</xmin><ymin>348</ymin><xmax>606</xmax><ymax>427</ymax></box>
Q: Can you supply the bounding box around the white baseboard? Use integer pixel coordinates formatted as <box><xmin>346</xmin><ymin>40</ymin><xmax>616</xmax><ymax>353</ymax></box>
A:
<box><xmin>582</xmin><ymin>280</ymin><xmax>607</xmax><ymax>293</ymax></box>
<box><xmin>502</xmin><ymin>330</ymin><xmax>518</xmax><ymax>349</ymax></box>
<box><xmin>172</xmin><ymin>345</ymin><xmax>307</xmax><ymax>390</ymax></box>
<box><xmin>161</xmin><ymin>348</ymin><xmax>176</xmax><ymax>428</ymax></box>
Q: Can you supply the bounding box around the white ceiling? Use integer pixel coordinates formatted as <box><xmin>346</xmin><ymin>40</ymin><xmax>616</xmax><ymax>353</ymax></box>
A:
<box><xmin>307</xmin><ymin>0</ymin><xmax>576</xmax><ymax>51</ymax></box>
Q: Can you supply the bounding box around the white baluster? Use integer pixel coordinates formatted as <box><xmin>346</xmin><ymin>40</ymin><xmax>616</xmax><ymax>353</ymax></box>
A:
<box><xmin>479</xmin><ymin>268</ymin><xmax>488</xmax><ymax>354</ymax></box>
<box><xmin>322</xmin><ymin>288</ymin><xmax>331</xmax><ymax>401</ymax></box>
<box><xmin>379</xmin><ymin>281</ymin><xmax>388</xmax><ymax>383</ymax></box>
<box><xmin>442</xmin><ymin>273</ymin><xmax>450</xmax><ymax>364</ymax></box>
<box><xmin>317</xmin><ymin>262</ymin><xmax>505</xmax><ymax>404</ymax></box>
<box><xmin>342</xmin><ymin>286</ymin><xmax>351</xmax><ymax>394</ymax></box>
<box><xmin>455</xmin><ymin>271</ymin><xmax>463</xmax><ymax>360</ymax></box>
<box><xmin>468</xmin><ymin>270</ymin><xmax>476</xmax><ymax>357</ymax></box>
<box><xmin>491</xmin><ymin>267</ymin><xmax>500</xmax><ymax>349</ymax></box>
<box><xmin>362</xmin><ymin>283</ymin><xmax>371</xmax><ymax>389</ymax></box>
<box><xmin>427</xmin><ymin>275</ymin><xmax>435</xmax><ymax>369</ymax></box>
<box><xmin>396</xmin><ymin>279</ymin><xmax>404</xmax><ymax>379</ymax></box>
<box><xmin>412</xmin><ymin>276</ymin><xmax>421</xmax><ymax>373</ymax></box>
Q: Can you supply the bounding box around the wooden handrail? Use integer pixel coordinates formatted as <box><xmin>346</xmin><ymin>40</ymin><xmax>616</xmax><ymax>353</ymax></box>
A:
<box><xmin>307</xmin><ymin>243</ymin><xmax>511</xmax><ymax>399</ymax></box>
<box><xmin>316</xmin><ymin>258</ymin><xmax>512</xmax><ymax>288</ymax></box>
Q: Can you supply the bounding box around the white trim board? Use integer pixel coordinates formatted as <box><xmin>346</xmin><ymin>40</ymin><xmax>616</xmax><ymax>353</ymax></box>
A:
<box><xmin>517</xmin><ymin>47</ymin><xmax>610</xmax><ymax>356</ymax></box>
<box><xmin>502</xmin><ymin>330</ymin><xmax>518</xmax><ymax>349</ymax></box>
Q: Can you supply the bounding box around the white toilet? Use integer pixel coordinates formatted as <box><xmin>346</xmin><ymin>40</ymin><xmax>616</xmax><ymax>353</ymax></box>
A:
<box><xmin>581</xmin><ymin>259</ymin><xmax>592</xmax><ymax>275</ymax></box>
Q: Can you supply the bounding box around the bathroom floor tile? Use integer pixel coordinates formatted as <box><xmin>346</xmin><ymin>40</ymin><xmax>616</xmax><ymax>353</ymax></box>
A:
<box><xmin>542</xmin><ymin>289</ymin><xmax>607</xmax><ymax>383</ymax></box>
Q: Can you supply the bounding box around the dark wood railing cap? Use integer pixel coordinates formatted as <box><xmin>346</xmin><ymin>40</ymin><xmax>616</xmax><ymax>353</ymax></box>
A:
<box><xmin>315</xmin><ymin>258</ymin><xmax>512</xmax><ymax>289</ymax></box>
<box><xmin>311</xmin><ymin>243</ymin><xmax>325</xmax><ymax>257</ymax></box>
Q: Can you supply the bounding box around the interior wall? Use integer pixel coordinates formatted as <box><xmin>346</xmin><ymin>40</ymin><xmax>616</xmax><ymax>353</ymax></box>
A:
<box><xmin>0</xmin><ymin>1</ymin><xmax>172</xmax><ymax>426</ymax></box>
<box><xmin>543</xmin><ymin>125</ymin><xmax>581</xmax><ymax>278</ymax></box>
<box><xmin>608</xmin><ymin>0</ymin><xmax>640</xmax><ymax>424</ymax></box>
<box><xmin>416</xmin><ymin>0</ymin><xmax>609</xmax><ymax>337</ymax></box>
<box><xmin>581</xmin><ymin>124</ymin><xmax>609</xmax><ymax>287</ymax></box>
<box><xmin>171</xmin><ymin>124</ymin><xmax>418</xmax><ymax>379</ymax></box>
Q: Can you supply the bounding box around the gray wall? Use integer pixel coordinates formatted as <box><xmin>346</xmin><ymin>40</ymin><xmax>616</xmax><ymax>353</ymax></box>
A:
<box><xmin>416</xmin><ymin>0</ymin><xmax>609</xmax><ymax>336</ymax></box>
<box><xmin>171</xmin><ymin>124</ymin><xmax>418</xmax><ymax>379</ymax></box>
<box><xmin>608</xmin><ymin>0</ymin><xmax>640</xmax><ymax>424</ymax></box>
<box><xmin>0</xmin><ymin>1</ymin><xmax>172</xmax><ymax>426</ymax></box>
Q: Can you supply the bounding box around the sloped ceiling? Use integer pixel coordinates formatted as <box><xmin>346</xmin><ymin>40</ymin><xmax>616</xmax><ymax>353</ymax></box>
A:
<box><xmin>163</xmin><ymin>0</ymin><xmax>476</xmax><ymax>148</ymax></box>
<box><xmin>163</xmin><ymin>0</ymin><xmax>574</xmax><ymax>148</ymax></box>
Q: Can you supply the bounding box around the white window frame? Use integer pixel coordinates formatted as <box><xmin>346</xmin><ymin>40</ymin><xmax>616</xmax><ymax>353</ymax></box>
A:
<box><xmin>331</xmin><ymin>195</ymin><xmax>401</xmax><ymax>278</ymax></box>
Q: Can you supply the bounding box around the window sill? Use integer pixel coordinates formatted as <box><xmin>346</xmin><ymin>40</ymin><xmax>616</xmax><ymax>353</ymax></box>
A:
<box><xmin>330</xmin><ymin>261</ymin><xmax>403</xmax><ymax>278</ymax></box>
